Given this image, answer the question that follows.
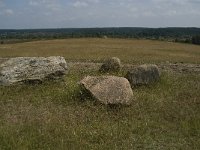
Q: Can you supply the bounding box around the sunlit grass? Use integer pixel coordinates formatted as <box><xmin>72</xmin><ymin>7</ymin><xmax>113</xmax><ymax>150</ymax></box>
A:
<box><xmin>0</xmin><ymin>38</ymin><xmax>200</xmax><ymax>149</ymax></box>
<box><xmin>0</xmin><ymin>38</ymin><xmax>200</xmax><ymax>63</ymax></box>
<box><xmin>0</xmin><ymin>70</ymin><xmax>200</xmax><ymax>149</ymax></box>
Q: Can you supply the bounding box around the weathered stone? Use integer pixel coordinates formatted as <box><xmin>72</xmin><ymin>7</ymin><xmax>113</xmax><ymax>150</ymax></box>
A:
<box><xmin>0</xmin><ymin>56</ymin><xmax>68</xmax><ymax>86</ymax></box>
<box><xmin>99</xmin><ymin>57</ymin><xmax>121</xmax><ymax>73</ymax></box>
<box><xmin>125</xmin><ymin>64</ymin><xmax>160</xmax><ymax>87</ymax></box>
<box><xmin>80</xmin><ymin>76</ymin><xmax>133</xmax><ymax>105</ymax></box>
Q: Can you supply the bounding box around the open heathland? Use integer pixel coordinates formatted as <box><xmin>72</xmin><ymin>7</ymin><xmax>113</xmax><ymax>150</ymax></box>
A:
<box><xmin>0</xmin><ymin>38</ymin><xmax>200</xmax><ymax>149</ymax></box>
<box><xmin>0</xmin><ymin>38</ymin><xmax>200</xmax><ymax>63</ymax></box>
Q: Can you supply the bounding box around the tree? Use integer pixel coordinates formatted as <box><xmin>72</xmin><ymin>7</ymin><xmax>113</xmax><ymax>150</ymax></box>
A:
<box><xmin>192</xmin><ymin>35</ymin><xmax>200</xmax><ymax>45</ymax></box>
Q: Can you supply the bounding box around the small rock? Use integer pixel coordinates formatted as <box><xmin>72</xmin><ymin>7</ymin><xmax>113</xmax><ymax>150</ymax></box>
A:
<box><xmin>0</xmin><ymin>56</ymin><xmax>68</xmax><ymax>86</ymax></box>
<box><xmin>80</xmin><ymin>76</ymin><xmax>133</xmax><ymax>105</ymax></box>
<box><xmin>125</xmin><ymin>64</ymin><xmax>160</xmax><ymax>87</ymax></box>
<box><xmin>99</xmin><ymin>57</ymin><xmax>121</xmax><ymax>73</ymax></box>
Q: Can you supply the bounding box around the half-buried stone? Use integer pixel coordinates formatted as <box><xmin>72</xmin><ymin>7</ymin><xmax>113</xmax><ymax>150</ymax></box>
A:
<box><xmin>125</xmin><ymin>64</ymin><xmax>160</xmax><ymax>88</ymax></box>
<box><xmin>80</xmin><ymin>76</ymin><xmax>133</xmax><ymax>105</ymax></box>
<box><xmin>99</xmin><ymin>57</ymin><xmax>121</xmax><ymax>73</ymax></box>
<box><xmin>0</xmin><ymin>56</ymin><xmax>68</xmax><ymax>86</ymax></box>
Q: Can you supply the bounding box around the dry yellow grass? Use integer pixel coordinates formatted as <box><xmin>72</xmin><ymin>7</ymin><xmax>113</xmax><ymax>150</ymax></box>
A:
<box><xmin>0</xmin><ymin>38</ymin><xmax>200</xmax><ymax>149</ymax></box>
<box><xmin>0</xmin><ymin>38</ymin><xmax>200</xmax><ymax>63</ymax></box>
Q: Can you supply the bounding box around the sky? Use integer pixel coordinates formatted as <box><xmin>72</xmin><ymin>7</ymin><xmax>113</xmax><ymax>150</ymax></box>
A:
<box><xmin>0</xmin><ymin>0</ymin><xmax>200</xmax><ymax>29</ymax></box>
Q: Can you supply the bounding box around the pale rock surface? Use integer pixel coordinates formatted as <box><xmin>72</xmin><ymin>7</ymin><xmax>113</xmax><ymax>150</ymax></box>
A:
<box><xmin>80</xmin><ymin>76</ymin><xmax>133</xmax><ymax>105</ymax></box>
<box><xmin>0</xmin><ymin>56</ymin><xmax>68</xmax><ymax>85</ymax></box>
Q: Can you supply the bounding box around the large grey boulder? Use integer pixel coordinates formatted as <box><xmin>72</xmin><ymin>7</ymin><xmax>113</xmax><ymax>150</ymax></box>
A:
<box><xmin>99</xmin><ymin>57</ymin><xmax>121</xmax><ymax>73</ymax></box>
<box><xmin>125</xmin><ymin>64</ymin><xmax>160</xmax><ymax>87</ymax></box>
<box><xmin>80</xmin><ymin>76</ymin><xmax>133</xmax><ymax>105</ymax></box>
<box><xmin>0</xmin><ymin>56</ymin><xmax>68</xmax><ymax>86</ymax></box>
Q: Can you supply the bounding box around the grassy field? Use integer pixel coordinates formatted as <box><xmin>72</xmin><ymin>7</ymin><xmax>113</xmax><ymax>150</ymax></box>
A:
<box><xmin>0</xmin><ymin>38</ymin><xmax>200</xmax><ymax>149</ymax></box>
<box><xmin>0</xmin><ymin>38</ymin><xmax>200</xmax><ymax>63</ymax></box>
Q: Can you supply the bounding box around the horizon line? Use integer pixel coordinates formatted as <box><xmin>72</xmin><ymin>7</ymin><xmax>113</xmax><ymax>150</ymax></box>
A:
<box><xmin>0</xmin><ymin>26</ymin><xmax>200</xmax><ymax>30</ymax></box>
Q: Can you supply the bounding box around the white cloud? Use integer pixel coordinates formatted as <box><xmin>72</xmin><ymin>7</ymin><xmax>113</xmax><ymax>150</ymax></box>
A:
<box><xmin>73</xmin><ymin>1</ymin><xmax>88</xmax><ymax>8</ymax></box>
<box><xmin>1</xmin><ymin>0</ymin><xmax>200</xmax><ymax>28</ymax></box>
<box><xmin>72</xmin><ymin>0</ymin><xmax>100</xmax><ymax>8</ymax></box>
<box><xmin>165</xmin><ymin>10</ymin><xmax>177</xmax><ymax>16</ymax></box>
<box><xmin>29</xmin><ymin>0</ymin><xmax>62</xmax><ymax>12</ymax></box>
<box><xmin>87</xmin><ymin>0</ymin><xmax>99</xmax><ymax>3</ymax></box>
<box><xmin>0</xmin><ymin>1</ymin><xmax>14</xmax><ymax>16</ymax></box>
<box><xmin>29</xmin><ymin>0</ymin><xmax>57</xmax><ymax>5</ymax></box>
<box><xmin>152</xmin><ymin>0</ymin><xmax>200</xmax><ymax>6</ymax></box>
<box><xmin>142</xmin><ymin>11</ymin><xmax>156</xmax><ymax>17</ymax></box>
<box><xmin>3</xmin><ymin>9</ymin><xmax>14</xmax><ymax>16</ymax></box>
<box><xmin>29</xmin><ymin>1</ymin><xmax>39</xmax><ymax>6</ymax></box>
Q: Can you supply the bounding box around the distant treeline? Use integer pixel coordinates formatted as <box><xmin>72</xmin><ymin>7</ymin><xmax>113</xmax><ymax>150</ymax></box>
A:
<box><xmin>0</xmin><ymin>27</ymin><xmax>200</xmax><ymax>45</ymax></box>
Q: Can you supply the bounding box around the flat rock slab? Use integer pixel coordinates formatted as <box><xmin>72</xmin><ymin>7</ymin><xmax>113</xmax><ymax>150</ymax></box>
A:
<box><xmin>80</xmin><ymin>76</ymin><xmax>133</xmax><ymax>105</ymax></box>
<box><xmin>0</xmin><ymin>56</ymin><xmax>68</xmax><ymax>86</ymax></box>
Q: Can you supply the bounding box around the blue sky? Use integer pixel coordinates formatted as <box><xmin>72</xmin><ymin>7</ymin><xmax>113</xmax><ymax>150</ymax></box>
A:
<box><xmin>0</xmin><ymin>0</ymin><xmax>200</xmax><ymax>29</ymax></box>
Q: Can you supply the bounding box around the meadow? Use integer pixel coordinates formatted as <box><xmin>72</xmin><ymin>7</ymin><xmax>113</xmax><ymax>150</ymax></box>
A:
<box><xmin>0</xmin><ymin>38</ymin><xmax>200</xmax><ymax>63</ymax></box>
<box><xmin>0</xmin><ymin>38</ymin><xmax>200</xmax><ymax>149</ymax></box>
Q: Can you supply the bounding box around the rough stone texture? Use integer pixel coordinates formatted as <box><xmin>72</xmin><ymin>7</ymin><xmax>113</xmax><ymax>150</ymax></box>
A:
<box><xmin>99</xmin><ymin>57</ymin><xmax>121</xmax><ymax>73</ymax></box>
<box><xmin>80</xmin><ymin>76</ymin><xmax>133</xmax><ymax>105</ymax></box>
<box><xmin>125</xmin><ymin>64</ymin><xmax>160</xmax><ymax>87</ymax></box>
<box><xmin>0</xmin><ymin>56</ymin><xmax>68</xmax><ymax>86</ymax></box>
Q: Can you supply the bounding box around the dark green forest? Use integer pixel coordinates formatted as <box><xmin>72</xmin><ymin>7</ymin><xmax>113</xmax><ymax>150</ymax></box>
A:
<box><xmin>0</xmin><ymin>27</ymin><xmax>200</xmax><ymax>45</ymax></box>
